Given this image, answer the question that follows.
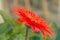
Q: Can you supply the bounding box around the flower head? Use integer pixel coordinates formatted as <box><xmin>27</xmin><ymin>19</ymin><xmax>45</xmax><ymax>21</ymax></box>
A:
<box><xmin>11</xmin><ymin>5</ymin><xmax>52</xmax><ymax>38</ymax></box>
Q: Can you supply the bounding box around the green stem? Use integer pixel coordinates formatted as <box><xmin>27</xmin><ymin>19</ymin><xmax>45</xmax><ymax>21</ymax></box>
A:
<box><xmin>25</xmin><ymin>27</ymin><xmax>29</xmax><ymax>40</ymax></box>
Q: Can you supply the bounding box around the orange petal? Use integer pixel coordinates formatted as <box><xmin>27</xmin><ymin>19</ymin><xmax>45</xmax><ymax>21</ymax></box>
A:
<box><xmin>15</xmin><ymin>18</ymin><xmax>23</xmax><ymax>22</ymax></box>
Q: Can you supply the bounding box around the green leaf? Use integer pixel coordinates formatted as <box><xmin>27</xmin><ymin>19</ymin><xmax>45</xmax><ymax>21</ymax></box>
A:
<box><xmin>0</xmin><ymin>22</ymin><xmax>12</xmax><ymax>34</ymax></box>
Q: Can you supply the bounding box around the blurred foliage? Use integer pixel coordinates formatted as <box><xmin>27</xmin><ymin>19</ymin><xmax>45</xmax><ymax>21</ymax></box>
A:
<box><xmin>0</xmin><ymin>10</ymin><xmax>58</xmax><ymax>40</ymax></box>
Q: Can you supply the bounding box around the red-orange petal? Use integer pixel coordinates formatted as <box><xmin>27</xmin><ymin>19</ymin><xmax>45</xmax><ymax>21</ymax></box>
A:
<box><xmin>15</xmin><ymin>18</ymin><xmax>23</xmax><ymax>22</ymax></box>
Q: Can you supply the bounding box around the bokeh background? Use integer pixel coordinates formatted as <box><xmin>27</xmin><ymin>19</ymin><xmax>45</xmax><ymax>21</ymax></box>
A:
<box><xmin>0</xmin><ymin>0</ymin><xmax>60</xmax><ymax>40</ymax></box>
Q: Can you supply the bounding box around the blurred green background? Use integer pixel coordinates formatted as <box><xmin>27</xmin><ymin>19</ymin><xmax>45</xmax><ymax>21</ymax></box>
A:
<box><xmin>0</xmin><ymin>0</ymin><xmax>60</xmax><ymax>40</ymax></box>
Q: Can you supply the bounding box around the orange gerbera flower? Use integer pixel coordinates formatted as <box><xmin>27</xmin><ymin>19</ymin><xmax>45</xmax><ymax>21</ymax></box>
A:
<box><xmin>11</xmin><ymin>5</ymin><xmax>52</xmax><ymax>38</ymax></box>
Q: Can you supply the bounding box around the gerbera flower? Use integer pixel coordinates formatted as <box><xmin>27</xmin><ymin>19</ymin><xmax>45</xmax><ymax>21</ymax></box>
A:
<box><xmin>11</xmin><ymin>5</ymin><xmax>52</xmax><ymax>38</ymax></box>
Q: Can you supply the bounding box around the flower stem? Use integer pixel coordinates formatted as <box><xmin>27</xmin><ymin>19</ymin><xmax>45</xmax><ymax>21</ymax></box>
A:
<box><xmin>25</xmin><ymin>27</ymin><xmax>29</xmax><ymax>40</ymax></box>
